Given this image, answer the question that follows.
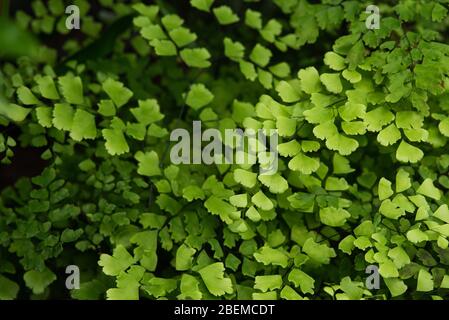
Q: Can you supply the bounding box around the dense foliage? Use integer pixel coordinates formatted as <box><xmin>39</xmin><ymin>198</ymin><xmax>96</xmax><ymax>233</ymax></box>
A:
<box><xmin>1</xmin><ymin>0</ymin><xmax>449</xmax><ymax>300</ymax></box>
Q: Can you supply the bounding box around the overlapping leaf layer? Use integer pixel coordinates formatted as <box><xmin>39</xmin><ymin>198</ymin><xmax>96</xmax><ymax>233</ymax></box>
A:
<box><xmin>1</xmin><ymin>0</ymin><xmax>449</xmax><ymax>300</ymax></box>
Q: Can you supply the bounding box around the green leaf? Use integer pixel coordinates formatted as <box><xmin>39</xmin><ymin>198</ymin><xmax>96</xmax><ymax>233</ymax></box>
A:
<box><xmin>133</xmin><ymin>4</ymin><xmax>159</xmax><ymax>19</ymax></box>
<box><xmin>338</xmin><ymin>102</ymin><xmax>366</xmax><ymax>122</ymax></box>
<box><xmin>144</xmin><ymin>277</ymin><xmax>177</xmax><ymax>298</ymax></box>
<box><xmin>23</xmin><ymin>267</ymin><xmax>57</xmax><ymax>295</ymax></box>
<box><xmin>438</xmin><ymin>118</ymin><xmax>449</xmax><ymax>137</ymax></box>
<box><xmin>198</xmin><ymin>262</ymin><xmax>233</xmax><ymax>296</ymax></box>
<box><xmin>276</xmin><ymin>81</ymin><xmax>301</xmax><ymax>103</ymax></box>
<box><xmin>440</xmin><ymin>275</ymin><xmax>449</xmax><ymax>289</ymax></box>
<box><xmin>324</xmin><ymin>51</ymin><xmax>346</xmax><ymax>71</ymax></box>
<box><xmin>148</xmin><ymin>123</ymin><xmax>168</xmax><ymax>138</ymax></box>
<box><xmin>302</xmin><ymin>140</ymin><xmax>322</xmax><ymax>152</ymax></box>
<box><xmin>325</xmin><ymin>133</ymin><xmax>359</xmax><ymax>155</ymax></box>
<box><xmin>302</xmin><ymin>238</ymin><xmax>336</xmax><ymax>265</ymax></box>
<box><xmin>0</xmin><ymin>16</ymin><xmax>38</xmax><ymax>57</ymax></box>
<box><xmin>320</xmin><ymin>207</ymin><xmax>350</xmax><ymax>227</ymax></box>
<box><xmin>223</xmin><ymin>37</ymin><xmax>245</xmax><ymax>61</ymax></box>
<box><xmin>277</xmin><ymin>140</ymin><xmax>301</xmax><ymax>157</ymax></box>
<box><xmin>98</xmin><ymin>245</ymin><xmax>135</xmax><ymax>276</ymax></box>
<box><xmin>140</xmin><ymin>25</ymin><xmax>166</xmax><ymax>41</ymax></box>
<box><xmin>32</xmin><ymin>167</ymin><xmax>56</xmax><ymax>187</ymax></box>
<box><xmin>254</xmin><ymin>246</ymin><xmax>289</xmax><ymax>268</ymax></box>
<box><xmin>190</xmin><ymin>0</ymin><xmax>214</xmax><ymax>12</ymax></box>
<box><xmin>310</xmin><ymin>93</ymin><xmax>336</xmax><ymax>108</ymax></box>
<box><xmin>417</xmin><ymin>178</ymin><xmax>441</xmax><ymax>200</ymax></box>
<box><xmin>205</xmin><ymin>196</ymin><xmax>238</xmax><ymax>224</ymax></box>
<box><xmin>326</xmin><ymin>176</ymin><xmax>349</xmax><ymax>190</ymax></box>
<box><xmin>432</xmin><ymin>3</ymin><xmax>448</xmax><ymax>22</ymax></box>
<box><xmin>169</xmin><ymin>27</ymin><xmax>197</xmax><ymax>47</ymax></box>
<box><xmin>333</xmin><ymin>153</ymin><xmax>354</xmax><ymax>174</ymax></box>
<box><xmin>234</xmin><ymin>168</ymin><xmax>257</xmax><ymax>188</ymax></box>
<box><xmin>245</xmin><ymin>9</ymin><xmax>262</xmax><ymax>30</ymax></box>
<box><xmin>178</xmin><ymin>274</ymin><xmax>202</xmax><ymax>299</ymax></box>
<box><xmin>239</xmin><ymin>60</ymin><xmax>258</xmax><ymax>81</ymax></box>
<box><xmin>107</xmin><ymin>285</ymin><xmax>139</xmax><ymax>300</ymax></box>
<box><xmin>252</xmin><ymin>291</ymin><xmax>277</xmax><ymax>300</ymax></box>
<box><xmin>135</xmin><ymin>151</ymin><xmax>161</xmax><ymax>177</ymax></box>
<box><xmin>276</xmin><ymin>116</ymin><xmax>296</xmax><ymax>136</ymax></box>
<box><xmin>70</xmin><ymin>109</ymin><xmax>97</xmax><ymax>141</ymax></box>
<box><xmin>251</xmin><ymin>190</ymin><xmax>274</xmax><ymax>211</ymax></box>
<box><xmin>37</xmin><ymin>76</ymin><xmax>60</xmax><ymax>100</ymax></box>
<box><xmin>102</xmin><ymin>78</ymin><xmax>133</xmax><ymax>108</ymax></box>
<box><xmin>395</xmin><ymin>111</ymin><xmax>423</xmax><ymax>129</ymax></box>
<box><xmin>364</xmin><ymin>107</ymin><xmax>394</xmax><ymax>132</ymax></box>
<box><xmin>298</xmin><ymin>67</ymin><xmax>322</xmax><ymax>94</ymax></box>
<box><xmin>249</xmin><ymin>44</ymin><xmax>272</xmax><ymax>68</ymax></box>
<box><xmin>161</xmin><ymin>14</ymin><xmax>184</xmax><ymax>30</ymax></box>
<box><xmin>406</xmin><ymin>228</ymin><xmax>429</xmax><ymax>244</ymax></box>
<box><xmin>229</xmin><ymin>194</ymin><xmax>247</xmax><ymax>207</ymax></box>
<box><xmin>384</xmin><ymin>278</ymin><xmax>407</xmax><ymax>297</ymax></box>
<box><xmin>176</xmin><ymin>244</ymin><xmax>196</xmax><ymax>271</ymax></box>
<box><xmin>269</xmin><ymin>62</ymin><xmax>291</xmax><ymax>78</ymax></box>
<box><xmin>17</xmin><ymin>86</ymin><xmax>40</xmax><ymax>105</ymax></box>
<box><xmin>342</xmin><ymin>69</ymin><xmax>361</xmax><ymax>83</ymax></box>
<box><xmin>403</xmin><ymin>128</ymin><xmax>428</xmax><ymax>142</ymax></box>
<box><xmin>288</xmin><ymin>193</ymin><xmax>315</xmax><ymax>212</ymax></box>
<box><xmin>260</xmin><ymin>19</ymin><xmax>282</xmax><ymax>43</ymax></box>
<box><xmin>347</xmin><ymin>40</ymin><xmax>365</xmax><ymax>69</ymax></box>
<box><xmin>254</xmin><ymin>275</ymin><xmax>282</xmax><ymax>292</ymax></box>
<box><xmin>150</xmin><ymin>39</ymin><xmax>177</xmax><ymax>56</ymax></box>
<box><xmin>396</xmin><ymin>169</ymin><xmax>411</xmax><ymax>193</ymax></box>
<box><xmin>0</xmin><ymin>102</ymin><xmax>31</xmax><ymax>122</ymax></box>
<box><xmin>246</xmin><ymin>206</ymin><xmax>261</xmax><ymax>222</ymax></box>
<box><xmin>180</xmin><ymin>48</ymin><xmax>211</xmax><ymax>68</ymax></box>
<box><xmin>433</xmin><ymin>205</ymin><xmax>449</xmax><ymax>224</ymax></box>
<box><xmin>313</xmin><ymin>121</ymin><xmax>338</xmax><ymax>140</ymax></box>
<box><xmin>388</xmin><ymin>246</ymin><xmax>410</xmax><ymax>269</ymax></box>
<box><xmin>79</xmin><ymin>159</ymin><xmax>95</xmax><ymax>171</ymax></box>
<box><xmin>340</xmin><ymin>277</ymin><xmax>364</xmax><ymax>299</ymax></box>
<box><xmin>379</xmin><ymin>199</ymin><xmax>405</xmax><ymax>220</ymax></box>
<box><xmin>338</xmin><ymin>235</ymin><xmax>355</xmax><ymax>254</ymax></box>
<box><xmin>378</xmin><ymin>177</ymin><xmax>394</xmax><ymax>201</ymax></box>
<box><xmin>320</xmin><ymin>73</ymin><xmax>342</xmax><ymax>93</ymax></box>
<box><xmin>377</xmin><ymin>124</ymin><xmax>401</xmax><ymax>146</ymax></box>
<box><xmin>288</xmin><ymin>152</ymin><xmax>320</xmax><ymax>174</ymax></box>
<box><xmin>0</xmin><ymin>275</ymin><xmax>19</xmax><ymax>300</ymax></box>
<box><xmin>58</xmin><ymin>74</ymin><xmax>84</xmax><ymax>105</ymax></box>
<box><xmin>102</xmin><ymin>128</ymin><xmax>129</xmax><ymax>155</ymax></box>
<box><xmin>396</xmin><ymin>141</ymin><xmax>423</xmax><ymax>163</ymax></box>
<box><xmin>52</xmin><ymin>103</ymin><xmax>74</xmax><ymax>130</ymax></box>
<box><xmin>304</xmin><ymin>107</ymin><xmax>334</xmax><ymax>125</ymax></box>
<box><xmin>258</xmin><ymin>173</ymin><xmax>288</xmax><ymax>194</ymax></box>
<box><xmin>61</xmin><ymin>228</ymin><xmax>83</xmax><ymax>242</ymax></box>
<box><xmin>213</xmin><ymin>6</ymin><xmax>239</xmax><ymax>25</ymax></box>
<box><xmin>185</xmin><ymin>84</ymin><xmax>214</xmax><ymax>110</ymax></box>
<box><xmin>131</xmin><ymin>99</ymin><xmax>164</xmax><ymax>125</ymax></box>
<box><xmin>140</xmin><ymin>213</ymin><xmax>167</xmax><ymax>229</ymax></box>
<box><xmin>258</xmin><ymin>69</ymin><xmax>273</xmax><ymax>89</ymax></box>
<box><xmin>98</xmin><ymin>100</ymin><xmax>116</xmax><ymax>117</ymax></box>
<box><xmin>182</xmin><ymin>185</ymin><xmax>205</xmax><ymax>202</ymax></box>
<box><xmin>417</xmin><ymin>269</ymin><xmax>434</xmax><ymax>292</ymax></box>
<box><xmin>36</xmin><ymin>107</ymin><xmax>52</xmax><ymax>128</ymax></box>
<box><xmin>379</xmin><ymin>260</ymin><xmax>399</xmax><ymax>278</ymax></box>
<box><xmin>341</xmin><ymin>122</ymin><xmax>364</xmax><ymax>139</ymax></box>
